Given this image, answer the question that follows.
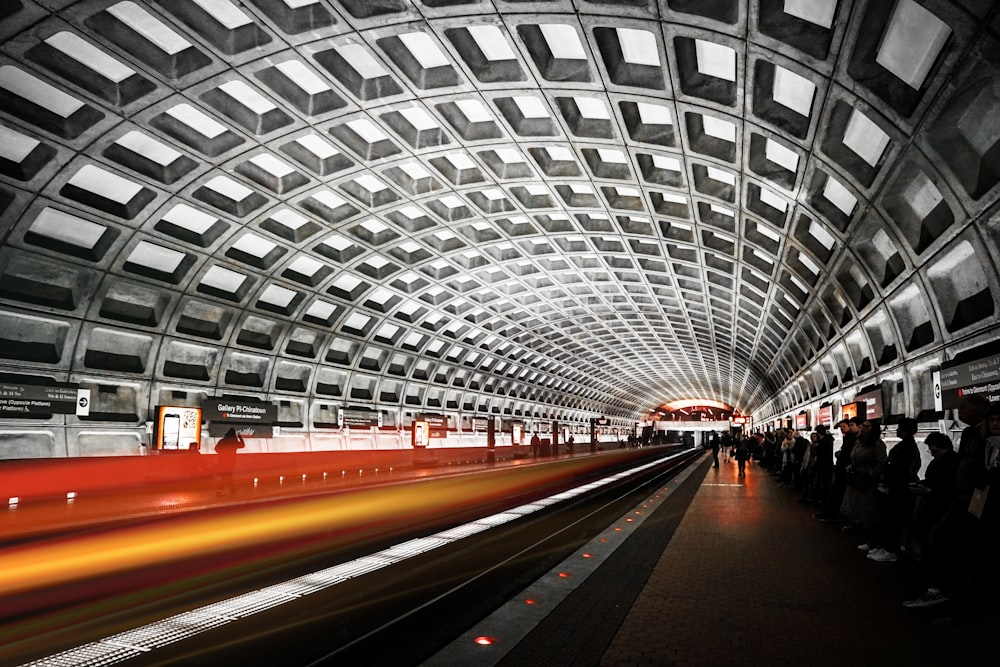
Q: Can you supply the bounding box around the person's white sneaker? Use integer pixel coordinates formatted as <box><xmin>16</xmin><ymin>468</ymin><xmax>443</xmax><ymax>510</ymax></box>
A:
<box><xmin>857</xmin><ymin>543</ymin><xmax>872</xmax><ymax>552</ymax></box>
<box><xmin>866</xmin><ymin>548</ymin><xmax>886</xmax><ymax>558</ymax></box>
<box><xmin>868</xmin><ymin>549</ymin><xmax>898</xmax><ymax>562</ymax></box>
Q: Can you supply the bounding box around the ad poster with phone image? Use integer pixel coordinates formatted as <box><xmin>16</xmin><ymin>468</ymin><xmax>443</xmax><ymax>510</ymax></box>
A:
<box><xmin>155</xmin><ymin>406</ymin><xmax>202</xmax><ymax>450</ymax></box>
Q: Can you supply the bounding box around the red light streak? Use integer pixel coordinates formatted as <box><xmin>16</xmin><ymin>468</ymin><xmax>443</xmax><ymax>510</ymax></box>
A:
<box><xmin>0</xmin><ymin>449</ymin><xmax>673</xmax><ymax>651</ymax></box>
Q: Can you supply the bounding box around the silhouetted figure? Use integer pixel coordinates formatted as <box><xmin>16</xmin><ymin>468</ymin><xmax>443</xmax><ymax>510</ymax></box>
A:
<box><xmin>215</xmin><ymin>428</ymin><xmax>245</xmax><ymax>495</ymax></box>
<box><xmin>815</xmin><ymin>418</ymin><xmax>860</xmax><ymax>523</ymax></box>
<box><xmin>867</xmin><ymin>418</ymin><xmax>921</xmax><ymax>563</ymax></box>
<box><xmin>905</xmin><ymin>395</ymin><xmax>989</xmax><ymax>610</ymax></box>
<box><xmin>844</xmin><ymin>419</ymin><xmax>887</xmax><ymax>550</ymax></box>
<box><xmin>810</xmin><ymin>425</ymin><xmax>834</xmax><ymax>505</ymax></box>
<box><xmin>735</xmin><ymin>437</ymin><xmax>750</xmax><ymax>476</ymax></box>
<box><xmin>530</xmin><ymin>431</ymin><xmax>540</xmax><ymax>458</ymax></box>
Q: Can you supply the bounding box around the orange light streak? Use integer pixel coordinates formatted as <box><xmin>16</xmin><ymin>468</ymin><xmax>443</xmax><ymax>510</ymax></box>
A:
<box><xmin>0</xmin><ymin>454</ymin><xmax>624</xmax><ymax>601</ymax></box>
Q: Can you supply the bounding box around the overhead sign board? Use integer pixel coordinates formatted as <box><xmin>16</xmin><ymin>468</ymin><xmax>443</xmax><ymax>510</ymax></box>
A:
<box><xmin>203</xmin><ymin>399</ymin><xmax>277</xmax><ymax>424</ymax></box>
<box><xmin>938</xmin><ymin>353</ymin><xmax>1000</xmax><ymax>409</ymax></box>
<box><xmin>420</xmin><ymin>413</ymin><xmax>448</xmax><ymax>438</ymax></box>
<box><xmin>0</xmin><ymin>382</ymin><xmax>90</xmax><ymax>417</ymax></box>
<box><xmin>340</xmin><ymin>408</ymin><xmax>381</xmax><ymax>428</ymax></box>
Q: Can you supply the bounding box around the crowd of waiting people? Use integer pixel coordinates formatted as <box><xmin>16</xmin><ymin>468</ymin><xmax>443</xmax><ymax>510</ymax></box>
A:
<box><xmin>709</xmin><ymin>394</ymin><xmax>1000</xmax><ymax>616</ymax></box>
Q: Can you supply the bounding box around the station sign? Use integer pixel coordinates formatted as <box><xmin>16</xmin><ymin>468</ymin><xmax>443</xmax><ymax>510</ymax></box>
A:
<box><xmin>472</xmin><ymin>416</ymin><xmax>492</xmax><ymax>432</ymax></box>
<box><xmin>420</xmin><ymin>413</ymin><xmax>448</xmax><ymax>438</ymax></box>
<box><xmin>203</xmin><ymin>398</ymin><xmax>277</xmax><ymax>424</ymax></box>
<box><xmin>935</xmin><ymin>353</ymin><xmax>1000</xmax><ymax>410</ymax></box>
<box><xmin>0</xmin><ymin>382</ymin><xmax>91</xmax><ymax>417</ymax></box>
<box><xmin>339</xmin><ymin>407</ymin><xmax>381</xmax><ymax>428</ymax></box>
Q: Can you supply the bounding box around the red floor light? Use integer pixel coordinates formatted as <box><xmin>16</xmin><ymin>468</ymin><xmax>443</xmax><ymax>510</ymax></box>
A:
<box><xmin>475</xmin><ymin>636</ymin><xmax>497</xmax><ymax>646</ymax></box>
<box><xmin>524</xmin><ymin>598</ymin><xmax>536</xmax><ymax>605</ymax></box>
<box><xmin>626</xmin><ymin>518</ymin><xmax>634</xmax><ymax>522</ymax></box>
<box><xmin>600</xmin><ymin>538</ymin><xmax>608</xmax><ymax>543</ymax></box>
<box><xmin>558</xmin><ymin>571</ymin><xmax>571</xmax><ymax>578</ymax></box>
<box><xmin>581</xmin><ymin>553</ymin><xmax>592</xmax><ymax>558</ymax></box>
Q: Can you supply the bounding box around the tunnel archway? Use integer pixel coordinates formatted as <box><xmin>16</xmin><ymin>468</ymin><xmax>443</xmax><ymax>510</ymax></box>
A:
<box><xmin>0</xmin><ymin>1</ymin><xmax>998</xmax><ymax>457</ymax></box>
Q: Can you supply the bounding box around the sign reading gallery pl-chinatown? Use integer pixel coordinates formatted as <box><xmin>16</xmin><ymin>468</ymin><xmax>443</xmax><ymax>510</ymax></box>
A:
<box><xmin>0</xmin><ymin>382</ymin><xmax>91</xmax><ymax>417</ymax></box>
<box><xmin>418</xmin><ymin>413</ymin><xmax>448</xmax><ymax>438</ymax></box>
<box><xmin>935</xmin><ymin>353</ymin><xmax>1000</xmax><ymax>410</ymax></box>
<box><xmin>202</xmin><ymin>398</ymin><xmax>277</xmax><ymax>424</ymax></box>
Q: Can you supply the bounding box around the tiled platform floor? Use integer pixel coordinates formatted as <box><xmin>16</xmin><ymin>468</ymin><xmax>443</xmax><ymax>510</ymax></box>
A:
<box><xmin>599</xmin><ymin>456</ymin><xmax>991</xmax><ymax>667</ymax></box>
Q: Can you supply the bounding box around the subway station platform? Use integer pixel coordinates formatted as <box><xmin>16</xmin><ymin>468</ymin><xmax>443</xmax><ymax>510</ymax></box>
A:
<box><xmin>428</xmin><ymin>454</ymin><xmax>998</xmax><ymax>667</ymax></box>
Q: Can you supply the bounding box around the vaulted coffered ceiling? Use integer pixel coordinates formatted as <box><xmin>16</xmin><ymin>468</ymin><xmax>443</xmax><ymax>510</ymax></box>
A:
<box><xmin>1</xmin><ymin>0</ymin><xmax>999</xmax><ymax>428</ymax></box>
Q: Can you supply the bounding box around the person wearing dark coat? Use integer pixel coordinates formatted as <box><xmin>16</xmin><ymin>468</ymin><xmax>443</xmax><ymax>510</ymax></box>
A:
<box><xmin>867</xmin><ymin>418</ymin><xmax>921</xmax><ymax>562</ymax></box>
<box><xmin>905</xmin><ymin>394</ymin><xmax>989</xmax><ymax>609</ymax></box>
<box><xmin>734</xmin><ymin>436</ymin><xmax>750</xmax><ymax>476</ymax></box>
<box><xmin>809</xmin><ymin>425</ymin><xmax>835</xmax><ymax>505</ymax></box>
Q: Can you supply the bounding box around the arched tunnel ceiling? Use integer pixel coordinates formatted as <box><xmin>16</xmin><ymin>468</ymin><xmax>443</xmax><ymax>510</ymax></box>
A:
<box><xmin>1</xmin><ymin>0</ymin><xmax>999</xmax><ymax>425</ymax></box>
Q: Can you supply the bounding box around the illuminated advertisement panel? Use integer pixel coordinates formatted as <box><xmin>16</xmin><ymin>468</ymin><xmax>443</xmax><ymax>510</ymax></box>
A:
<box><xmin>841</xmin><ymin>403</ymin><xmax>858</xmax><ymax>421</ymax></box>
<box><xmin>855</xmin><ymin>389</ymin><xmax>883</xmax><ymax>420</ymax></box>
<box><xmin>795</xmin><ymin>413</ymin><xmax>809</xmax><ymax>430</ymax></box>
<box><xmin>412</xmin><ymin>420</ymin><xmax>429</xmax><ymax>448</ymax></box>
<box><xmin>155</xmin><ymin>405</ymin><xmax>202</xmax><ymax>451</ymax></box>
<box><xmin>818</xmin><ymin>405</ymin><xmax>833</xmax><ymax>425</ymax></box>
<box><xmin>512</xmin><ymin>423</ymin><xmax>523</xmax><ymax>446</ymax></box>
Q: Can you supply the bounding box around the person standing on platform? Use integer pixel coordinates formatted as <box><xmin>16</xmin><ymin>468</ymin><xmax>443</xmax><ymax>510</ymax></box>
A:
<box><xmin>905</xmin><ymin>394</ymin><xmax>989</xmax><ymax>610</ymax></box>
<box><xmin>530</xmin><ymin>431</ymin><xmax>541</xmax><ymax>459</ymax></box>
<box><xmin>735</xmin><ymin>436</ymin><xmax>750</xmax><ymax>476</ymax></box>
<box><xmin>710</xmin><ymin>432</ymin><xmax>721</xmax><ymax>468</ymax></box>
<box><xmin>843</xmin><ymin>419</ymin><xmax>887</xmax><ymax>550</ymax></box>
<box><xmin>778</xmin><ymin>430</ymin><xmax>796</xmax><ymax>486</ymax></box>
<box><xmin>815</xmin><ymin>417</ymin><xmax>860</xmax><ymax>523</ymax></box>
<box><xmin>810</xmin><ymin>425</ymin><xmax>835</xmax><ymax>505</ymax></box>
<box><xmin>868</xmin><ymin>418</ymin><xmax>921</xmax><ymax>563</ymax></box>
<box><xmin>907</xmin><ymin>432</ymin><xmax>958</xmax><ymax>597</ymax></box>
<box><xmin>215</xmin><ymin>427</ymin><xmax>245</xmax><ymax>496</ymax></box>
